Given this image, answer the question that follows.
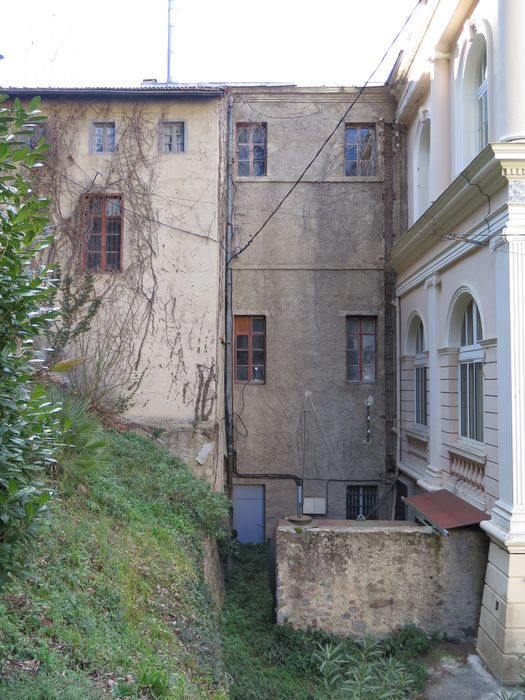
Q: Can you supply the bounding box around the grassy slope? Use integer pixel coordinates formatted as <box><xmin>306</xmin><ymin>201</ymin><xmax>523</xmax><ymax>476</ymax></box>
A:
<box><xmin>0</xmin><ymin>431</ymin><xmax>229</xmax><ymax>700</ymax></box>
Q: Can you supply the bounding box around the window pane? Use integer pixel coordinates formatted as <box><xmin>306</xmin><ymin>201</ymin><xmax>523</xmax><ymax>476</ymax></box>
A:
<box><xmin>252</xmin><ymin>365</ymin><xmax>265</xmax><ymax>382</ymax></box>
<box><xmin>363</xmin><ymin>349</ymin><xmax>375</xmax><ymax>365</ymax></box>
<box><xmin>363</xmin><ymin>365</ymin><xmax>375</xmax><ymax>382</ymax></box>
<box><xmin>347</xmin><ymin>350</ymin><xmax>358</xmax><ymax>365</ymax></box>
<box><xmin>252</xmin><ymin>334</ymin><xmax>264</xmax><ymax>349</ymax></box>
<box><xmin>362</xmin><ymin>319</ymin><xmax>375</xmax><ymax>333</ymax></box>
<box><xmin>253</xmin><ymin>159</ymin><xmax>266</xmax><ymax>176</ymax></box>
<box><xmin>252</xmin><ymin>318</ymin><xmax>265</xmax><ymax>332</ymax></box>
<box><xmin>347</xmin><ymin>365</ymin><xmax>359</xmax><ymax>382</ymax></box>
<box><xmin>238</xmin><ymin>161</ymin><xmax>250</xmax><ymax>176</ymax></box>
<box><xmin>362</xmin><ymin>334</ymin><xmax>375</xmax><ymax>349</ymax></box>
<box><xmin>475</xmin><ymin>362</ymin><xmax>483</xmax><ymax>441</ymax></box>
<box><xmin>252</xmin><ymin>126</ymin><xmax>266</xmax><ymax>144</ymax></box>
<box><xmin>460</xmin><ymin>363</ymin><xmax>468</xmax><ymax>437</ymax></box>
<box><xmin>252</xmin><ymin>350</ymin><xmax>264</xmax><ymax>365</ymax></box>
<box><xmin>236</xmin><ymin>350</ymin><xmax>248</xmax><ymax>366</ymax></box>
<box><xmin>347</xmin><ymin>335</ymin><xmax>358</xmax><ymax>350</ymax></box>
<box><xmin>236</xmin><ymin>365</ymin><xmax>248</xmax><ymax>382</ymax></box>
<box><xmin>346</xmin><ymin>318</ymin><xmax>359</xmax><ymax>333</ymax></box>
<box><xmin>237</xmin><ymin>127</ymin><xmax>249</xmax><ymax>143</ymax></box>
<box><xmin>236</xmin><ymin>335</ymin><xmax>248</xmax><ymax>349</ymax></box>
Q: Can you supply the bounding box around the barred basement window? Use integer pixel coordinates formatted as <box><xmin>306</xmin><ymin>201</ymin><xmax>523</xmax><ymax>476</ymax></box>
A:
<box><xmin>85</xmin><ymin>195</ymin><xmax>123</xmax><ymax>272</ymax></box>
<box><xmin>346</xmin><ymin>485</ymin><xmax>378</xmax><ymax>520</ymax></box>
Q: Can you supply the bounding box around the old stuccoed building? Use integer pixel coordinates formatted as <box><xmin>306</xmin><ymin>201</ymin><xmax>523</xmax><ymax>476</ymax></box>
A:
<box><xmin>229</xmin><ymin>86</ymin><xmax>404</xmax><ymax>541</ymax></box>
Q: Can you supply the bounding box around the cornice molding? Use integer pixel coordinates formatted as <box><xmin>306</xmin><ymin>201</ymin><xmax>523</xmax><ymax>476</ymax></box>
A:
<box><xmin>391</xmin><ymin>143</ymin><xmax>525</xmax><ymax>273</ymax></box>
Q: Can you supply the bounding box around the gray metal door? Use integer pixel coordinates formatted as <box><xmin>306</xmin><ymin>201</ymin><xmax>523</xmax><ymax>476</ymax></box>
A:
<box><xmin>233</xmin><ymin>485</ymin><xmax>265</xmax><ymax>543</ymax></box>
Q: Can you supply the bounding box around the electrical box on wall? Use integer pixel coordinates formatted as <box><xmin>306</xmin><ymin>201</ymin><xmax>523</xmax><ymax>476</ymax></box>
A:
<box><xmin>303</xmin><ymin>497</ymin><xmax>327</xmax><ymax>515</ymax></box>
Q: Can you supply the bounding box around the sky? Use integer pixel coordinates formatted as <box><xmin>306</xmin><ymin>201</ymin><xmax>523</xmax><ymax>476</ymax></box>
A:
<box><xmin>1</xmin><ymin>0</ymin><xmax>417</xmax><ymax>89</ymax></box>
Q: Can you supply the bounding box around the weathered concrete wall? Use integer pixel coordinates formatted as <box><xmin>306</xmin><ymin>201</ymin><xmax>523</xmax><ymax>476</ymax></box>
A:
<box><xmin>276</xmin><ymin>521</ymin><xmax>489</xmax><ymax>640</ymax></box>
<box><xmin>231</xmin><ymin>86</ymin><xmax>401</xmax><ymax>537</ymax></box>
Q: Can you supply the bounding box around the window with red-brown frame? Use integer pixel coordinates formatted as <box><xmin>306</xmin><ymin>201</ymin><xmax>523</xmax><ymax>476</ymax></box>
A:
<box><xmin>84</xmin><ymin>194</ymin><xmax>123</xmax><ymax>272</ymax></box>
<box><xmin>234</xmin><ymin>316</ymin><xmax>266</xmax><ymax>384</ymax></box>
<box><xmin>236</xmin><ymin>123</ymin><xmax>267</xmax><ymax>177</ymax></box>
<box><xmin>346</xmin><ymin>316</ymin><xmax>376</xmax><ymax>383</ymax></box>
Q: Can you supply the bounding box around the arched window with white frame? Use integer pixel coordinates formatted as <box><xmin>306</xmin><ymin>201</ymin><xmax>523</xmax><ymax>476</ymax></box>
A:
<box><xmin>460</xmin><ymin>29</ymin><xmax>490</xmax><ymax>165</ymax></box>
<box><xmin>407</xmin><ymin>315</ymin><xmax>428</xmax><ymax>428</ymax></box>
<box><xmin>459</xmin><ymin>298</ymin><xmax>483</xmax><ymax>441</ymax></box>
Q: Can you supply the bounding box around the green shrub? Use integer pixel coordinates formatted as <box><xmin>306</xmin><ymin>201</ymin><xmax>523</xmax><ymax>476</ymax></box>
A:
<box><xmin>0</xmin><ymin>95</ymin><xmax>60</xmax><ymax>585</ymax></box>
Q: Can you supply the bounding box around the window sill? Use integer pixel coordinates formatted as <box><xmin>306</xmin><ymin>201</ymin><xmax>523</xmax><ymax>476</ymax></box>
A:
<box><xmin>445</xmin><ymin>439</ymin><xmax>486</xmax><ymax>465</ymax></box>
<box><xmin>405</xmin><ymin>425</ymin><xmax>429</xmax><ymax>442</ymax></box>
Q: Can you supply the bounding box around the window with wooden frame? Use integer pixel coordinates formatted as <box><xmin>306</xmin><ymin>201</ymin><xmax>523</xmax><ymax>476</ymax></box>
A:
<box><xmin>345</xmin><ymin>124</ymin><xmax>376</xmax><ymax>176</ymax></box>
<box><xmin>92</xmin><ymin>122</ymin><xmax>115</xmax><ymax>153</ymax></box>
<box><xmin>234</xmin><ymin>316</ymin><xmax>265</xmax><ymax>384</ymax></box>
<box><xmin>346</xmin><ymin>485</ymin><xmax>378</xmax><ymax>520</ymax></box>
<box><xmin>85</xmin><ymin>195</ymin><xmax>123</xmax><ymax>272</ymax></box>
<box><xmin>161</xmin><ymin>121</ymin><xmax>185</xmax><ymax>153</ymax></box>
<box><xmin>346</xmin><ymin>316</ymin><xmax>376</xmax><ymax>383</ymax></box>
<box><xmin>236</xmin><ymin>123</ymin><xmax>267</xmax><ymax>176</ymax></box>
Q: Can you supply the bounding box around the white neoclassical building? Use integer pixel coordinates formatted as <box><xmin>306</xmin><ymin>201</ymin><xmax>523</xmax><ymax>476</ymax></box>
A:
<box><xmin>389</xmin><ymin>0</ymin><xmax>525</xmax><ymax>682</ymax></box>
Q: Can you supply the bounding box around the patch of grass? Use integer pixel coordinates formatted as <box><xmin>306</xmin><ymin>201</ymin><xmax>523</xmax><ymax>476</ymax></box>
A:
<box><xmin>221</xmin><ymin>544</ymin><xmax>432</xmax><ymax>700</ymax></box>
<box><xmin>0</xmin><ymin>430</ymin><xmax>230</xmax><ymax>699</ymax></box>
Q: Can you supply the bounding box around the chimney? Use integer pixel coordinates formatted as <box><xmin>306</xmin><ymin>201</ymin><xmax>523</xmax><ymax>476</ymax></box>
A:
<box><xmin>167</xmin><ymin>0</ymin><xmax>176</xmax><ymax>83</ymax></box>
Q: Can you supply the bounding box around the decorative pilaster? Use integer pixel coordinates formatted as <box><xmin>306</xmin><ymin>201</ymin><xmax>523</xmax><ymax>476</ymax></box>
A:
<box><xmin>478</xmin><ymin>219</ymin><xmax>525</xmax><ymax>683</ymax></box>
<box><xmin>495</xmin><ymin>0</ymin><xmax>525</xmax><ymax>142</ymax></box>
<box><xmin>429</xmin><ymin>50</ymin><xmax>451</xmax><ymax>200</ymax></box>
<box><xmin>423</xmin><ymin>273</ymin><xmax>442</xmax><ymax>487</ymax></box>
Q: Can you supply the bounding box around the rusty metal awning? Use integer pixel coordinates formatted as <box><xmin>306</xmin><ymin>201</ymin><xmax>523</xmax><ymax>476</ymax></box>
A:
<box><xmin>402</xmin><ymin>489</ymin><xmax>489</xmax><ymax>536</ymax></box>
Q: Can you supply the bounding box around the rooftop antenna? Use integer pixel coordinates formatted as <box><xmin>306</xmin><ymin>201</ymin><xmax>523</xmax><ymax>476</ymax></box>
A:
<box><xmin>167</xmin><ymin>0</ymin><xmax>176</xmax><ymax>83</ymax></box>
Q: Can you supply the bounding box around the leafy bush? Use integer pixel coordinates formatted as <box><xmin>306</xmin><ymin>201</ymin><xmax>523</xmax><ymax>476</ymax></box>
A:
<box><xmin>0</xmin><ymin>95</ymin><xmax>60</xmax><ymax>585</ymax></box>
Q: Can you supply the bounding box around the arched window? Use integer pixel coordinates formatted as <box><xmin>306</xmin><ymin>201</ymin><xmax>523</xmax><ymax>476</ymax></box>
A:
<box><xmin>407</xmin><ymin>315</ymin><xmax>428</xmax><ymax>427</ymax></box>
<box><xmin>461</xmin><ymin>31</ymin><xmax>489</xmax><ymax>163</ymax></box>
<box><xmin>459</xmin><ymin>298</ymin><xmax>483</xmax><ymax>441</ymax></box>
<box><xmin>414</xmin><ymin>319</ymin><xmax>428</xmax><ymax>427</ymax></box>
<box><xmin>475</xmin><ymin>46</ymin><xmax>488</xmax><ymax>152</ymax></box>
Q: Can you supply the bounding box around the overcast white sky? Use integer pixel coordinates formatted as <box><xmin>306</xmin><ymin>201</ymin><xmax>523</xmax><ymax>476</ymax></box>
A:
<box><xmin>1</xmin><ymin>0</ymin><xmax>417</xmax><ymax>88</ymax></box>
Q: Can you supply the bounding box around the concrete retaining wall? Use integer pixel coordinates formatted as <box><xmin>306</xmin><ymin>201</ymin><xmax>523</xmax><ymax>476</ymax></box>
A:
<box><xmin>276</xmin><ymin>520</ymin><xmax>489</xmax><ymax>640</ymax></box>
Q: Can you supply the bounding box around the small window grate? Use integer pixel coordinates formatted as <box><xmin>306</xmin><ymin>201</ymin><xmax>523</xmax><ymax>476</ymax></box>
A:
<box><xmin>346</xmin><ymin>485</ymin><xmax>378</xmax><ymax>520</ymax></box>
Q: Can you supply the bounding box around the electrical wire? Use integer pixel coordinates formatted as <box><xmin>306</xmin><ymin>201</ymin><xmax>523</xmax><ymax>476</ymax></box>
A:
<box><xmin>228</xmin><ymin>0</ymin><xmax>420</xmax><ymax>264</ymax></box>
<box><xmin>46</xmin><ymin>165</ymin><xmax>220</xmax><ymax>244</ymax></box>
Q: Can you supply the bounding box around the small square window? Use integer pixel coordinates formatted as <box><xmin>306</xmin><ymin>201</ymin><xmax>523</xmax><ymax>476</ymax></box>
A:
<box><xmin>92</xmin><ymin>122</ymin><xmax>115</xmax><ymax>153</ymax></box>
<box><xmin>346</xmin><ymin>485</ymin><xmax>378</xmax><ymax>519</ymax></box>
<box><xmin>161</xmin><ymin>121</ymin><xmax>185</xmax><ymax>153</ymax></box>
<box><xmin>345</xmin><ymin>124</ymin><xmax>376</xmax><ymax>176</ymax></box>
<box><xmin>346</xmin><ymin>316</ymin><xmax>376</xmax><ymax>383</ymax></box>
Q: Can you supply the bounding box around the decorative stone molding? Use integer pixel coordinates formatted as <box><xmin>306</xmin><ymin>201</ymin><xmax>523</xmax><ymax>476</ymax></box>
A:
<box><xmin>508</xmin><ymin>179</ymin><xmax>525</xmax><ymax>202</ymax></box>
<box><xmin>424</xmin><ymin>273</ymin><xmax>441</xmax><ymax>289</ymax></box>
<box><xmin>406</xmin><ymin>427</ymin><xmax>429</xmax><ymax>461</ymax></box>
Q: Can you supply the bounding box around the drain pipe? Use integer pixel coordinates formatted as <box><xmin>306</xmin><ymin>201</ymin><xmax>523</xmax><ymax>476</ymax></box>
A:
<box><xmin>225</xmin><ymin>92</ymin><xmax>235</xmax><ymax>500</ymax></box>
<box><xmin>224</xmin><ymin>93</ymin><xmax>303</xmax><ymax>516</ymax></box>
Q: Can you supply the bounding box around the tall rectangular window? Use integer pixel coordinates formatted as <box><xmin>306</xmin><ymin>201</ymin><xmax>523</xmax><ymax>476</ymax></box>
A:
<box><xmin>415</xmin><ymin>366</ymin><xmax>428</xmax><ymax>426</ymax></box>
<box><xmin>236</xmin><ymin>123</ymin><xmax>267</xmax><ymax>176</ymax></box>
<box><xmin>346</xmin><ymin>316</ymin><xmax>376</xmax><ymax>383</ymax></box>
<box><xmin>85</xmin><ymin>195</ymin><xmax>123</xmax><ymax>272</ymax></box>
<box><xmin>346</xmin><ymin>485</ymin><xmax>378</xmax><ymax>520</ymax></box>
<box><xmin>460</xmin><ymin>361</ymin><xmax>483</xmax><ymax>441</ymax></box>
<box><xmin>92</xmin><ymin>122</ymin><xmax>115</xmax><ymax>153</ymax></box>
<box><xmin>161</xmin><ymin>121</ymin><xmax>185</xmax><ymax>153</ymax></box>
<box><xmin>235</xmin><ymin>316</ymin><xmax>265</xmax><ymax>384</ymax></box>
<box><xmin>345</xmin><ymin>124</ymin><xmax>376</xmax><ymax>176</ymax></box>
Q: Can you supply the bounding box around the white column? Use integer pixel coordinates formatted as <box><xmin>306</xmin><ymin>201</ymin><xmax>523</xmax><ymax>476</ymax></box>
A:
<box><xmin>429</xmin><ymin>51</ymin><xmax>451</xmax><ymax>202</ymax></box>
<box><xmin>423</xmin><ymin>273</ymin><xmax>442</xmax><ymax>487</ymax></box>
<box><xmin>495</xmin><ymin>0</ymin><xmax>525</xmax><ymax>142</ymax></box>
<box><xmin>477</xmin><ymin>201</ymin><xmax>525</xmax><ymax>683</ymax></box>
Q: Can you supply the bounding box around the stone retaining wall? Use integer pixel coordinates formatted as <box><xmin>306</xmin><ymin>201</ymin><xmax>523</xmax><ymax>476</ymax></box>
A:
<box><xmin>276</xmin><ymin>520</ymin><xmax>489</xmax><ymax>640</ymax></box>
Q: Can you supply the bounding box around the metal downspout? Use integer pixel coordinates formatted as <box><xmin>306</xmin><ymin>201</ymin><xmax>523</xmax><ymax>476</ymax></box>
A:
<box><xmin>225</xmin><ymin>93</ymin><xmax>235</xmax><ymax>499</ymax></box>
